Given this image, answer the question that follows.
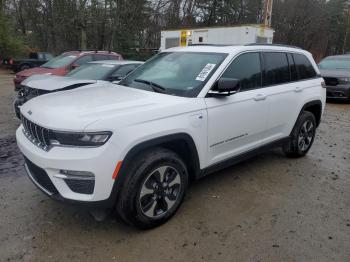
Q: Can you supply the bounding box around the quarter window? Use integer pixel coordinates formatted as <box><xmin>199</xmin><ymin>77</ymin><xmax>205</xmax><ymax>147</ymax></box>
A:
<box><xmin>293</xmin><ymin>53</ymin><xmax>317</xmax><ymax>80</ymax></box>
<box><xmin>263</xmin><ymin>52</ymin><xmax>290</xmax><ymax>86</ymax></box>
<box><xmin>221</xmin><ymin>52</ymin><xmax>262</xmax><ymax>91</ymax></box>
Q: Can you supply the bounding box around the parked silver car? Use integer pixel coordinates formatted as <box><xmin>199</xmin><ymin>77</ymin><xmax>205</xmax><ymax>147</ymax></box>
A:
<box><xmin>14</xmin><ymin>60</ymin><xmax>143</xmax><ymax>118</ymax></box>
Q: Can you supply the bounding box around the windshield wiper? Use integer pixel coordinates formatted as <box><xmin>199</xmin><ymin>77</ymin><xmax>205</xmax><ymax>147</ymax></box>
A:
<box><xmin>134</xmin><ymin>79</ymin><xmax>167</xmax><ymax>94</ymax></box>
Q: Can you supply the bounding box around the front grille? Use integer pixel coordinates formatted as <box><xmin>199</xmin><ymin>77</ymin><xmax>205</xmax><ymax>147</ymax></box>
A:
<box><xmin>24</xmin><ymin>157</ymin><xmax>58</xmax><ymax>194</ymax></box>
<box><xmin>19</xmin><ymin>86</ymin><xmax>49</xmax><ymax>99</ymax></box>
<box><xmin>21</xmin><ymin>115</ymin><xmax>52</xmax><ymax>151</ymax></box>
<box><xmin>65</xmin><ymin>179</ymin><xmax>95</xmax><ymax>194</ymax></box>
<box><xmin>323</xmin><ymin>77</ymin><xmax>338</xmax><ymax>86</ymax></box>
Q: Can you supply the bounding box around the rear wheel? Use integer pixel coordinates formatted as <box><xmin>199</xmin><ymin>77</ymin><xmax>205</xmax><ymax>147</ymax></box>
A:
<box><xmin>283</xmin><ymin>111</ymin><xmax>316</xmax><ymax>158</ymax></box>
<box><xmin>116</xmin><ymin>148</ymin><xmax>188</xmax><ymax>229</ymax></box>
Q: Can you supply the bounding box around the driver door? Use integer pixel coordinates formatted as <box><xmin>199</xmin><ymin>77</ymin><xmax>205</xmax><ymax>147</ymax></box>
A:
<box><xmin>205</xmin><ymin>52</ymin><xmax>269</xmax><ymax>166</ymax></box>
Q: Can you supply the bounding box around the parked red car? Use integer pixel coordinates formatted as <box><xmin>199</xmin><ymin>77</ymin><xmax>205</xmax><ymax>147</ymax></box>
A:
<box><xmin>14</xmin><ymin>50</ymin><xmax>122</xmax><ymax>90</ymax></box>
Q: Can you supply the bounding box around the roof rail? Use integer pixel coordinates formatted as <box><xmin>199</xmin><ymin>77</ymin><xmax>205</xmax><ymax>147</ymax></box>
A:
<box><xmin>78</xmin><ymin>49</ymin><xmax>98</xmax><ymax>53</ymax></box>
<box><xmin>245</xmin><ymin>43</ymin><xmax>302</xmax><ymax>49</ymax></box>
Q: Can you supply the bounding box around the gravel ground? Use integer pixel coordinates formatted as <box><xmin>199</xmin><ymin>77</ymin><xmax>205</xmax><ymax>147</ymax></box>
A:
<box><xmin>0</xmin><ymin>69</ymin><xmax>349</xmax><ymax>262</ymax></box>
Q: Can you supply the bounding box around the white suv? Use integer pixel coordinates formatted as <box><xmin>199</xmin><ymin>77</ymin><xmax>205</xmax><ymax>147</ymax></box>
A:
<box><xmin>16</xmin><ymin>44</ymin><xmax>326</xmax><ymax>228</ymax></box>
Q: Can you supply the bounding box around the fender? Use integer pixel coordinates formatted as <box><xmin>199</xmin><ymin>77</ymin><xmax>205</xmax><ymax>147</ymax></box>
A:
<box><xmin>295</xmin><ymin>100</ymin><xmax>323</xmax><ymax>129</ymax></box>
<box><xmin>108</xmin><ymin>133</ymin><xmax>201</xmax><ymax>206</ymax></box>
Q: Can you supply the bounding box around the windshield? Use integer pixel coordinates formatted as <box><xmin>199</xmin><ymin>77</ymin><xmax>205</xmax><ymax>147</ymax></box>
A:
<box><xmin>119</xmin><ymin>52</ymin><xmax>228</xmax><ymax>97</ymax></box>
<box><xmin>41</xmin><ymin>53</ymin><xmax>77</xmax><ymax>69</ymax></box>
<box><xmin>67</xmin><ymin>63</ymin><xmax>116</xmax><ymax>80</ymax></box>
<box><xmin>319</xmin><ymin>58</ymin><xmax>350</xmax><ymax>70</ymax></box>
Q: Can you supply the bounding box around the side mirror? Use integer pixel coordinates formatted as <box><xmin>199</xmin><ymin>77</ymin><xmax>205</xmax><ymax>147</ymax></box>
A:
<box><xmin>217</xmin><ymin>78</ymin><xmax>240</xmax><ymax>93</ymax></box>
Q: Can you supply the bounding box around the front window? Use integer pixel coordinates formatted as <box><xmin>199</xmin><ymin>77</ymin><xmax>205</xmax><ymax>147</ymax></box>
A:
<box><xmin>319</xmin><ymin>58</ymin><xmax>350</xmax><ymax>70</ymax></box>
<box><xmin>67</xmin><ymin>63</ymin><xmax>116</xmax><ymax>80</ymax></box>
<box><xmin>119</xmin><ymin>52</ymin><xmax>227</xmax><ymax>97</ymax></box>
<box><xmin>41</xmin><ymin>53</ymin><xmax>77</xmax><ymax>69</ymax></box>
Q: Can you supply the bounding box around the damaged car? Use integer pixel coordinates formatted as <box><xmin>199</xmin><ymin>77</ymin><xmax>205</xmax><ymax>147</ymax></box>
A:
<box><xmin>14</xmin><ymin>60</ymin><xmax>143</xmax><ymax>118</ymax></box>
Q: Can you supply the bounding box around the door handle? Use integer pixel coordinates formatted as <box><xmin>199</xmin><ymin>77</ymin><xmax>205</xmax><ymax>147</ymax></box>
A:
<box><xmin>294</xmin><ymin>87</ymin><xmax>303</xmax><ymax>93</ymax></box>
<box><xmin>253</xmin><ymin>94</ymin><xmax>267</xmax><ymax>101</ymax></box>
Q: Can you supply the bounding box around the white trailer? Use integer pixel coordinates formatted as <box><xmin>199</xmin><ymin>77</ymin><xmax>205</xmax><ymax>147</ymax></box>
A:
<box><xmin>160</xmin><ymin>25</ymin><xmax>274</xmax><ymax>50</ymax></box>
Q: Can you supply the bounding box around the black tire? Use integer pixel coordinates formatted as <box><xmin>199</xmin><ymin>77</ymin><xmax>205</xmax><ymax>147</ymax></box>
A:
<box><xmin>116</xmin><ymin>148</ymin><xmax>188</xmax><ymax>229</ymax></box>
<box><xmin>19</xmin><ymin>64</ymin><xmax>30</xmax><ymax>72</ymax></box>
<box><xmin>283</xmin><ymin>111</ymin><xmax>316</xmax><ymax>158</ymax></box>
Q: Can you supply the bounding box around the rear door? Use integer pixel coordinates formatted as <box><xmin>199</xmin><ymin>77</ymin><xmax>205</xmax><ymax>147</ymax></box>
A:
<box><xmin>261</xmin><ymin>52</ymin><xmax>318</xmax><ymax>143</ymax></box>
<box><xmin>205</xmin><ymin>52</ymin><xmax>269</xmax><ymax>166</ymax></box>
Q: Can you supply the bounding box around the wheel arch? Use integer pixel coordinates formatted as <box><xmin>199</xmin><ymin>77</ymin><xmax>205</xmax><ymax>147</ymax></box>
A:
<box><xmin>110</xmin><ymin>133</ymin><xmax>201</xmax><ymax>205</ymax></box>
<box><xmin>301</xmin><ymin>100</ymin><xmax>323</xmax><ymax>127</ymax></box>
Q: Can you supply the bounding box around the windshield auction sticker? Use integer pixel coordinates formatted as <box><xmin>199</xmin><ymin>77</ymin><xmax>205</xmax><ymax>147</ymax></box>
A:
<box><xmin>196</xmin><ymin>63</ymin><xmax>216</xmax><ymax>81</ymax></box>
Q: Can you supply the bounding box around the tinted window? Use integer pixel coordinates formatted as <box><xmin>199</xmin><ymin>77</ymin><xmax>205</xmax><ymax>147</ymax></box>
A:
<box><xmin>40</xmin><ymin>53</ymin><xmax>77</xmax><ymax>69</ymax></box>
<box><xmin>94</xmin><ymin>54</ymin><xmax>110</xmax><ymax>61</ymax></box>
<box><xmin>67</xmin><ymin>63</ymin><xmax>116</xmax><ymax>80</ymax></box>
<box><xmin>293</xmin><ymin>53</ymin><xmax>317</xmax><ymax>80</ymax></box>
<box><xmin>287</xmin><ymin>53</ymin><xmax>298</xmax><ymax>81</ymax></box>
<box><xmin>319</xmin><ymin>58</ymin><xmax>350</xmax><ymax>70</ymax></box>
<box><xmin>263</xmin><ymin>52</ymin><xmax>290</xmax><ymax>86</ymax></box>
<box><xmin>111</xmin><ymin>64</ymin><xmax>138</xmax><ymax>78</ymax></box>
<box><xmin>75</xmin><ymin>55</ymin><xmax>93</xmax><ymax>65</ymax></box>
<box><xmin>221</xmin><ymin>52</ymin><xmax>262</xmax><ymax>91</ymax></box>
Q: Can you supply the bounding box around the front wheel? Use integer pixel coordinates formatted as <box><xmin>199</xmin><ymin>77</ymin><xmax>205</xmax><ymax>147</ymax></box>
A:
<box><xmin>283</xmin><ymin>111</ymin><xmax>316</xmax><ymax>158</ymax></box>
<box><xmin>116</xmin><ymin>148</ymin><xmax>188</xmax><ymax>229</ymax></box>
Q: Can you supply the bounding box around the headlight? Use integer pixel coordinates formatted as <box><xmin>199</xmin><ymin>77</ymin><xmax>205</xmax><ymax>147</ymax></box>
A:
<box><xmin>50</xmin><ymin>131</ymin><xmax>112</xmax><ymax>147</ymax></box>
<box><xmin>338</xmin><ymin>77</ymin><xmax>350</xmax><ymax>83</ymax></box>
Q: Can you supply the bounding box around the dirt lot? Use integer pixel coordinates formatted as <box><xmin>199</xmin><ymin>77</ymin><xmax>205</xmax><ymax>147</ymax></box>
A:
<box><xmin>0</xmin><ymin>69</ymin><xmax>349</xmax><ymax>262</ymax></box>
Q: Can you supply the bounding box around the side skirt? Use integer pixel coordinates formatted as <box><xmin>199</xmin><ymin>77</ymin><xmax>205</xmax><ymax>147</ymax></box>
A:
<box><xmin>198</xmin><ymin>137</ymin><xmax>290</xmax><ymax>179</ymax></box>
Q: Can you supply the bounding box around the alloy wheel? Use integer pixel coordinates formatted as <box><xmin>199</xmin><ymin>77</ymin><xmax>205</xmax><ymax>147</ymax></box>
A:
<box><xmin>298</xmin><ymin>120</ymin><xmax>314</xmax><ymax>151</ymax></box>
<box><xmin>139</xmin><ymin>166</ymin><xmax>181</xmax><ymax>218</ymax></box>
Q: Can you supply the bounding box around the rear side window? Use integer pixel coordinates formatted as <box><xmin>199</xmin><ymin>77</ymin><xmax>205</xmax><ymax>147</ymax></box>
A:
<box><xmin>263</xmin><ymin>52</ymin><xmax>290</xmax><ymax>86</ymax></box>
<box><xmin>222</xmin><ymin>52</ymin><xmax>262</xmax><ymax>91</ymax></box>
<box><xmin>293</xmin><ymin>53</ymin><xmax>317</xmax><ymax>80</ymax></box>
<box><xmin>75</xmin><ymin>55</ymin><xmax>93</xmax><ymax>65</ymax></box>
<box><xmin>94</xmin><ymin>54</ymin><xmax>110</xmax><ymax>61</ymax></box>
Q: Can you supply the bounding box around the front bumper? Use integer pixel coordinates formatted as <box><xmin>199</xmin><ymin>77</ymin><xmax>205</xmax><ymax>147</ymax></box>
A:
<box><xmin>326</xmin><ymin>85</ymin><xmax>350</xmax><ymax>100</ymax></box>
<box><xmin>16</xmin><ymin>126</ymin><xmax>122</xmax><ymax>206</ymax></box>
<box><xmin>14</xmin><ymin>97</ymin><xmax>25</xmax><ymax>119</ymax></box>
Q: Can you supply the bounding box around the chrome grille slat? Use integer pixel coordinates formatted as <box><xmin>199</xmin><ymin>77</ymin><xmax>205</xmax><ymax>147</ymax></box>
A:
<box><xmin>21</xmin><ymin>114</ymin><xmax>52</xmax><ymax>151</ymax></box>
<box><xmin>34</xmin><ymin>124</ymin><xmax>41</xmax><ymax>145</ymax></box>
<box><xmin>41</xmin><ymin>128</ymin><xmax>47</xmax><ymax>148</ymax></box>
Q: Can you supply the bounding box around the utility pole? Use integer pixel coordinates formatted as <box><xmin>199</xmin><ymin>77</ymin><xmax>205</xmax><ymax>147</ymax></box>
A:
<box><xmin>263</xmin><ymin>0</ymin><xmax>274</xmax><ymax>27</ymax></box>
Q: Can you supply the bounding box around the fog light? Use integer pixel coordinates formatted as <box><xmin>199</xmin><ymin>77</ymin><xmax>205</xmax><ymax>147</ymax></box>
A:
<box><xmin>55</xmin><ymin>170</ymin><xmax>95</xmax><ymax>180</ymax></box>
<box><xmin>55</xmin><ymin>170</ymin><xmax>95</xmax><ymax>194</ymax></box>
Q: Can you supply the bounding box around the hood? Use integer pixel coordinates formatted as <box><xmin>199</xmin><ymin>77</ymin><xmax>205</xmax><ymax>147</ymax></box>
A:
<box><xmin>20</xmin><ymin>83</ymin><xmax>200</xmax><ymax>131</ymax></box>
<box><xmin>21</xmin><ymin>75</ymin><xmax>98</xmax><ymax>91</ymax></box>
<box><xmin>320</xmin><ymin>69</ymin><xmax>350</xmax><ymax>78</ymax></box>
<box><xmin>16</xmin><ymin>67</ymin><xmax>66</xmax><ymax>77</ymax></box>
